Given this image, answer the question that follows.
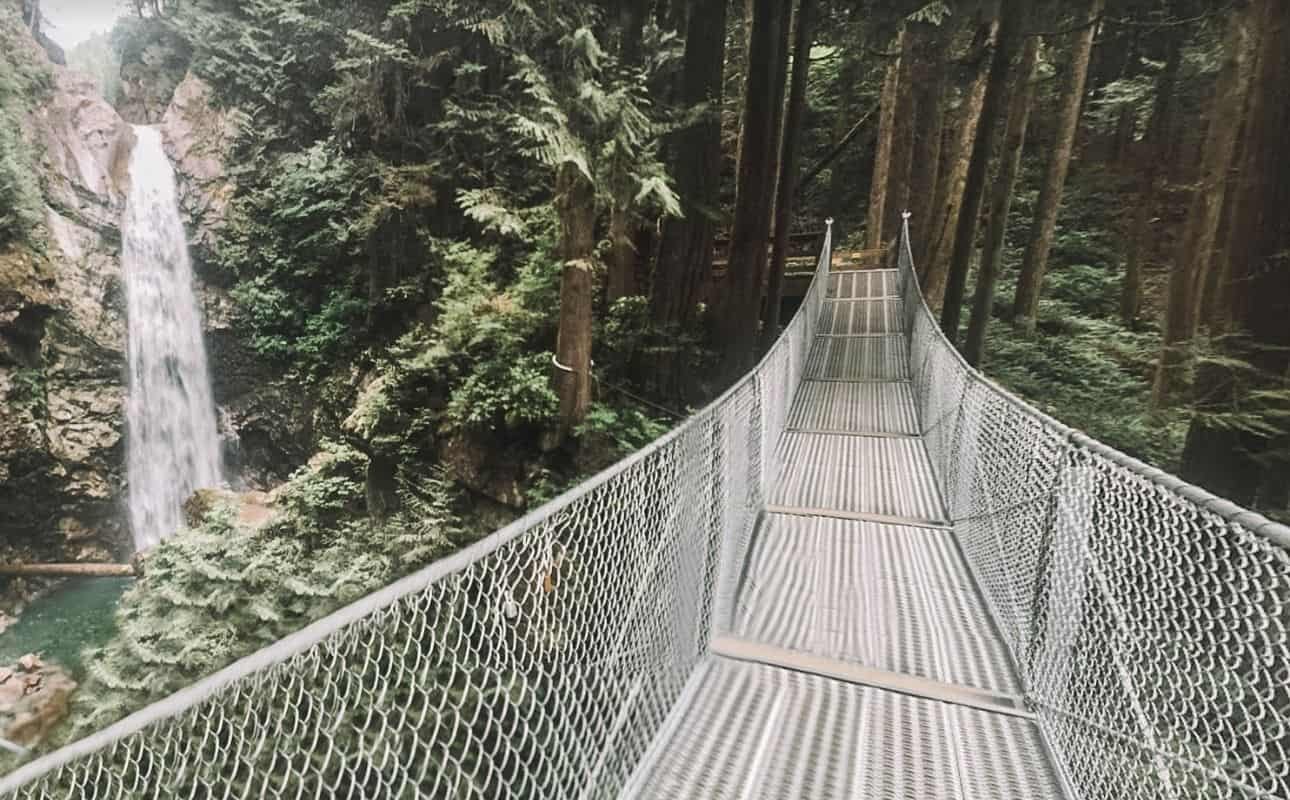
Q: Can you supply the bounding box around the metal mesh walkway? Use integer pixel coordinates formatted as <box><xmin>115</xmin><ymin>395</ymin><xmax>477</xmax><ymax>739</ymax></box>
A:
<box><xmin>2</xmin><ymin>220</ymin><xmax>1287</xmax><ymax>800</ymax></box>
<box><xmin>624</xmin><ymin>266</ymin><xmax>1063</xmax><ymax>798</ymax></box>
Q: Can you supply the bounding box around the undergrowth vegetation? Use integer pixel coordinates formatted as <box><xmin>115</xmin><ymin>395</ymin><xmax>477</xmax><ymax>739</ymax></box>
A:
<box><xmin>73</xmin><ymin>452</ymin><xmax>468</xmax><ymax>733</ymax></box>
<box><xmin>970</xmin><ymin>169</ymin><xmax>1188</xmax><ymax>469</ymax></box>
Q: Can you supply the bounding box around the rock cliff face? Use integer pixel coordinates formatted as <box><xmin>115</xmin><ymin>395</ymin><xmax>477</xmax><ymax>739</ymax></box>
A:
<box><xmin>0</xmin><ymin>58</ymin><xmax>134</xmax><ymax>563</ymax></box>
<box><xmin>1</xmin><ymin>14</ymin><xmax>307</xmax><ymax>569</ymax></box>
<box><xmin>159</xmin><ymin>73</ymin><xmax>314</xmax><ymax>490</ymax></box>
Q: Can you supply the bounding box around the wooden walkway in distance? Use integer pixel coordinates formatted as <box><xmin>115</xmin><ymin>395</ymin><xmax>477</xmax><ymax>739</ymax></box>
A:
<box><xmin>624</xmin><ymin>269</ymin><xmax>1065</xmax><ymax>799</ymax></box>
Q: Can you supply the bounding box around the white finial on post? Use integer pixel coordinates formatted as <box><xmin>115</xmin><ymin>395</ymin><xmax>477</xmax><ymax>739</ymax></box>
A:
<box><xmin>902</xmin><ymin>210</ymin><xmax>912</xmax><ymax>221</ymax></box>
<box><xmin>825</xmin><ymin>217</ymin><xmax>834</xmax><ymax>229</ymax></box>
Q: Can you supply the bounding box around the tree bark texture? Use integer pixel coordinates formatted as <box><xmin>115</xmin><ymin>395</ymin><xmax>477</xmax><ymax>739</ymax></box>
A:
<box><xmin>1010</xmin><ymin>0</ymin><xmax>1104</xmax><ymax>333</ymax></box>
<box><xmin>922</xmin><ymin>20</ymin><xmax>996</xmax><ymax>308</ymax></box>
<box><xmin>1151</xmin><ymin>4</ymin><xmax>1256</xmax><ymax>407</ymax></box>
<box><xmin>882</xmin><ymin>27</ymin><xmax>918</xmax><ymax>248</ymax></box>
<box><xmin>765</xmin><ymin>0</ymin><xmax>794</xmax><ymax>225</ymax></box>
<box><xmin>1180</xmin><ymin>0</ymin><xmax>1290</xmax><ymax>500</ymax></box>
<box><xmin>940</xmin><ymin>0</ymin><xmax>1026</xmax><ymax>341</ymax></box>
<box><xmin>963</xmin><ymin>30</ymin><xmax>1040</xmax><ymax>365</ymax></box>
<box><xmin>1120</xmin><ymin>32</ymin><xmax>1181</xmax><ymax>328</ymax></box>
<box><xmin>0</xmin><ymin>563</ymin><xmax>137</xmax><ymax>578</ymax></box>
<box><xmin>715</xmin><ymin>0</ymin><xmax>788</xmax><ymax>378</ymax></box>
<box><xmin>606</xmin><ymin>208</ymin><xmax>638</xmax><ymax>302</ymax></box>
<box><xmin>552</xmin><ymin>162</ymin><xmax>598</xmax><ymax>443</ymax></box>
<box><xmin>866</xmin><ymin>49</ymin><xmax>900</xmax><ymax>251</ymax></box>
<box><xmin>651</xmin><ymin>0</ymin><xmax>728</xmax><ymax>389</ymax></box>
<box><xmin>908</xmin><ymin>21</ymin><xmax>948</xmax><ymax>266</ymax></box>
<box><xmin>763</xmin><ymin>0</ymin><xmax>815</xmax><ymax>349</ymax></box>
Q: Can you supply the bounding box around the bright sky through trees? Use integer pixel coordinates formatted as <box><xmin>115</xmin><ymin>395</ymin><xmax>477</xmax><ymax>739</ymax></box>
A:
<box><xmin>41</xmin><ymin>0</ymin><xmax>123</xmax><ymax>47</ymax></box>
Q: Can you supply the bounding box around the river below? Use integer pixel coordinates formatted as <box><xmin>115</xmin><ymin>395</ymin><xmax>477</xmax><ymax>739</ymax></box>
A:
<box><xmin>0</xmin><ymin>578</ymin><xmax>132</xmax><ymax>677</ymax></box>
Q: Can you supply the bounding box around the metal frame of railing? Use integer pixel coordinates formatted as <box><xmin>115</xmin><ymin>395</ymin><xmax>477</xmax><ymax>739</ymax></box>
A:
<box><xmin>896</xmin><ymin>216</ymin><xmax>1290</xmax><ymax>800</ymax></box>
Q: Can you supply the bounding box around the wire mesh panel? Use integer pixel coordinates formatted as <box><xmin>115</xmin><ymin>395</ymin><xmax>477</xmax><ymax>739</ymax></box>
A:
<box><xmin>896</xmin><ymin>219</ymin><xmax>1290</xmax><ymax>800</ymax></box>
<box><xmin>0</xmin><ymin>235</ymin><xmax>833</xmax><ymax>799</ymax></box>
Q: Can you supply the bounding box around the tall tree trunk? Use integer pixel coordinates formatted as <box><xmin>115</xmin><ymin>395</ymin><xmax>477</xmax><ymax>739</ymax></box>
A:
<box><xmin>1180</xmin><ymin>0</ymin><xmax>1290</xmax><ymax>494</ymax></box>
<box><xmin>1120</xmin><ymin>32</ymin><xmax>1181</xmax><ymax>328</ymax></box>
<box><xmin>1110</xmin><ymin>103</ymin><xmax>1134</xmax><ymax>164</ymax></box>
<box><xmin>963</xmin><ymin>31</ymin><xmax>1039</xmax><ymax>365</ymax></box>
<box><xmin>714</xmin><ymin>0</ymin><xmax>789</xmax><ymax>378</ymax></box>
<box><xmin>763</xmin><ymin>0</ymin><xmax>815</xmax><ymax>349</ymax></box>
<box><xmin>923</xmin><ymin>20</ymin><xmax>995</xmax><ymax>307</ymax></box>
<box><xmin>940</xmin><ymin>0</ymin><xmax>1025</xmax><ymax>341</ymax></box>
<box><xmin>1151</xmin><ymin>4</ymin><xmax>1256</xmax><ymax>406</ymax></box>
<box><xmin>825</xmin><ymin>56</ymin><xmax>862</xmax><ymax>220</ymax></box>
<box><xmin>1010</xmin><ymin>0</ymin><xmax>1103</xmax><ymax>333</ymax></box>
<box><xmin>619</xmin><ymin>0</ymin><xmax>647</xmax><ymax>66</ymax></box>
<box><xmin>606</xmin><ymin>209</ymin><xmax>638</xmax><ymax>301</ymax></box>
<box><xmin>866</xmin><ymin>49</ymin><xmax>900</xmax><ymax>251</ymax></box>
<box><xmin>908</xmin><ymin>21</ymin><xmax>948</xmax><ymax>265</ymax></box>
<box><xmin>605</xmin><ymin>1</ymin><xmax>649</xmax><ymax>303</ymax></box>
<box><xmin>651</xmin><ymin>0</ymin><xmax>728</xmax><ymax>398</ymax></box>
<box><xmin>551</xmin><ymin>163</ymin><xmax>598</xmax><ymax>446</ymax></box>
<box><xmin>764</xmin><ymin>0</ymin><xmax>795</xmax><ymax>228</ymax></box>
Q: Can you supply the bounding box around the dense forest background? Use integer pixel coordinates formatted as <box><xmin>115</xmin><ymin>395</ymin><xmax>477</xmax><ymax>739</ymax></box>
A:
<box><xmin>1</xmin><ymin>0</ymin><xmax>1288</xmax><ymax>754</ymax></box>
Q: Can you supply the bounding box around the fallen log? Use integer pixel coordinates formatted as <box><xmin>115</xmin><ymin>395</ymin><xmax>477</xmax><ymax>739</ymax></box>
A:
<box><xmin>0</xmin><ymin>563</ymin><xmax>137</xmax><ymax>578</ymax></box>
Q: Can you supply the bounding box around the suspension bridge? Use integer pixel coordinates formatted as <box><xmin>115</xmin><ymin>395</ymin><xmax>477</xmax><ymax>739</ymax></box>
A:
<box><xmin>1</xmin><ymin>220</ymin><xmax>1287</xmax><ymax>799</ymax></box>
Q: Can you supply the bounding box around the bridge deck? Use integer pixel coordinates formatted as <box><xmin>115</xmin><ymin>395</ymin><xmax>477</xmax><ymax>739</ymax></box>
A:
<box><xmin>625</xmin><ymin>270</ymin><xmax>1065</xmax><ymax>799</ymax></box>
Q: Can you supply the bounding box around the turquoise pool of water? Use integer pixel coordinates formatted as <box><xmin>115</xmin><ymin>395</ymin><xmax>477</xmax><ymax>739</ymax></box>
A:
<box><xmin>0</xmin><ymin>578</ymin><xmax>132</xmax><ymax>677</ymax></box>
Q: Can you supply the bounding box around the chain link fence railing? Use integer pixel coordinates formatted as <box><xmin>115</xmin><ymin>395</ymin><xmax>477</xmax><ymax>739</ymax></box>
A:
<box><xmin>897</xmin><ymin>219</ymin><xmax>1290</xmax><ymax>800</ymax></box>
<box><xmin>7</xmin><ymin>216</ymin><xmax>1284</xmax><ymax>800</ymax></box>
<box><xmin>0</xmin><ymin>231</ymin><xmax>833</xmax><ymax>799</ymax></box>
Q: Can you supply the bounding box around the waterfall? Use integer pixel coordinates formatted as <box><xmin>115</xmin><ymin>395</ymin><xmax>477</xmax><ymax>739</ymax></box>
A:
<box><xmin>121</xmin><ymin>125</ymin><xmax>223</xmax><ymax>550</ymax></box>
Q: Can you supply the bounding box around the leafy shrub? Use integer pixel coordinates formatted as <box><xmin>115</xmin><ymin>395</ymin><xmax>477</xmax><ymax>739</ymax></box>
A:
<box><xmin>446</xmin><ymin>351</ymin><xmax>559</xmax><ymax>431</ymax></box>
<box><xmin>574</xmin><ymin>403</ymin><xmax>669</xmax><ymax>458</ymax></box>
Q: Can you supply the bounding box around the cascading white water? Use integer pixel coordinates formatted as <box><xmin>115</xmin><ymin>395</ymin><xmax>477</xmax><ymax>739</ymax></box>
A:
<box><xmin>121</xmin><ymin>125</ymin><xmax>223</xmax><ymax>550</ymax></box>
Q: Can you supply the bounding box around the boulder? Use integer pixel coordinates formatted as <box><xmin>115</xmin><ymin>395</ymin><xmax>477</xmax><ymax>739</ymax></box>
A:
<box><xmin>0</xmin><ymin>657</ymin><xmax>76</xmax><ymax>749</ymax></box>
<box><xmin>182</xmin><ymin>487</ymin><xmax>278</xmax><ymax>531</ymax></box>
<box><xmin>442</xmin><ymin>431</ymin><xmax>530</xmax><ymax>510</ymax></box>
